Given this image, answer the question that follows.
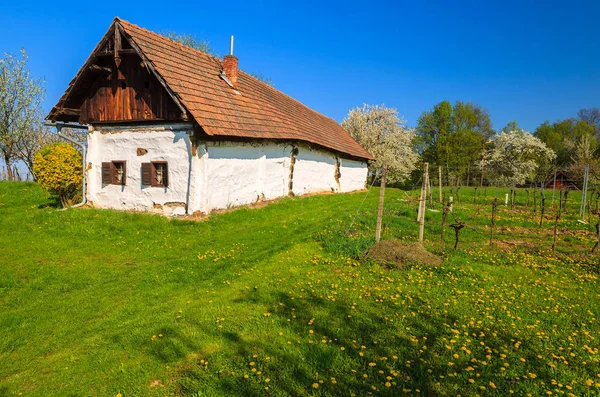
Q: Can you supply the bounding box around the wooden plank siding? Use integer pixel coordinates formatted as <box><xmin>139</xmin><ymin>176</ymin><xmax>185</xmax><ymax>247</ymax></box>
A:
<box><xmin>78</xmin><ymin>55</ymin><xmax>181</xmax><ymax>124</ymax></box>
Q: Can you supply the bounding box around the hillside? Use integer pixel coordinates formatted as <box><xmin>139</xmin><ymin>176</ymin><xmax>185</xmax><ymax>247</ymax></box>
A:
<box><xmin>0</xmin><ymin>182</ymin><xmax>599</xmax><ymax>396</ymax></box>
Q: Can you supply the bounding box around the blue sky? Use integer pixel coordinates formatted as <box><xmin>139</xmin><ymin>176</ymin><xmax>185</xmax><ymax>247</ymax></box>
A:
<box><xmin>0</xmin><ymin>0</ymin><xmax>598</xmax><ymax>132</ymax></box>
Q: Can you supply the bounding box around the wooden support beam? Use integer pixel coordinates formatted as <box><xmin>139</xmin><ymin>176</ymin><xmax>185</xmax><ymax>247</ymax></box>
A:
<box><xmin>89</xmin><ymin>64</ymin><xmax>112</xmax><ymax>74</ymax></box>
<box><xmin>95</xmin><ymin>49</ymin><xmax>138</xmax><ymax>57</ymax></box>
<box><xmin>56</xmin><ymin>108</ymin><xmax>81</xmax><ymax>116</ymax></box>
<box><xmin>114</xmin><ymin>23</ymin><xmax>122</xmax><ymax>68</ymax></box>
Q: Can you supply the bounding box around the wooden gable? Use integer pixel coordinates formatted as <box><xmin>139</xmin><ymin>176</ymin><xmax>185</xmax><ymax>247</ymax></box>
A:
<box><xmin>48</xmin><ymin>20</ymin><xmax>187</xmax><ymax>124</ymax></box>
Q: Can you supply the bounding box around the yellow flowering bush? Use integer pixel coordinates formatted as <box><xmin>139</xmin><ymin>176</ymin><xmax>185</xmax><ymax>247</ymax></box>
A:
<box><xmin>33</xmin><ymin>143</ymin><xmax>82</xmax><ymax>207</ymax></box>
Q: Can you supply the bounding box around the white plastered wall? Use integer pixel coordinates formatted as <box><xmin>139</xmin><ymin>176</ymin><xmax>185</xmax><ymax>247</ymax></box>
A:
<box><xmin>195</xmin><ymin>141</ymin><xmax>368</xmax><ymax>213</ymax></box>
<box><xmin>86</xmin><ymin>123</ymin><xmax>196</xmax><ymax>215</ymax></box>
<box><xmin>87</xmin><ymin>126</ymin><xmax>368</xmax><ymax>215</ymax></box>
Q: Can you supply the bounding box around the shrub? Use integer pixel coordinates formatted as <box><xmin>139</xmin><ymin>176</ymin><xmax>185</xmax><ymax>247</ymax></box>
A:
<box><xmin>33</xmin><ymin>143</ymin><xmax>82</xmax><ymax>207</ymax></box>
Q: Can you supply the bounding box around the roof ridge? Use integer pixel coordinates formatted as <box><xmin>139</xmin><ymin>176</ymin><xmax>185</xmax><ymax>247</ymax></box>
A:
<box><xmin>90</xmin><ymin>18</ymin><xmax>373</xmax><ymax>160</ymax></box>
<box><xmin>118</xmin><ymin>17</ymin><xmax>344</xmax><ymax>130</ymax></box>
<box><xmin>238</xmin><ymin>69</ymin><xmax>342</xmax><ymax>127</ymax></box>
<box><xmin>116</xmin><ymin>17</ymin><xmax>224</xmax><ymax>68</ymax></box>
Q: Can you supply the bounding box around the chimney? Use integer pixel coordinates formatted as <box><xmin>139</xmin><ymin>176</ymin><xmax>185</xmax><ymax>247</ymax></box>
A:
<box><xmin>222</xmin><ymin>35</ymin><xmax>238</xmax><ymax>88</ymax></box>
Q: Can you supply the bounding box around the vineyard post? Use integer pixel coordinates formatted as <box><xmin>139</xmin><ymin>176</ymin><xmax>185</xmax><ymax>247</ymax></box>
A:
<box><xmin>418</xmin><ymin>163</ymin><xmax>429</xmax><ymax>244</ymax></box>
<box><xmin>490</xmin><ymin>197</ymin><xmax>498</xmax><ymax>246</ymax></box>
<box><xmin>552</xmin><ymin>194</ymin><xmax>562</xmax><ymax>251</ymax></box>
<box><xmin>439</xmin><ymin>166</ymin><xmax>443</xmax><ymax>204</ymax></box>
<box><xmin>375</xmin><ymin>167</ymin><xmax>388</xmax><ymax>243</ymax></box>
<box><xmin>540</xmin><ymin>189</ymin><xmax>546</xmax><ymax>227</ymax></box>
<box><xmin>551</xmin><ymin>170</ymin><xmax>557</xmax><ymax>208</ymax></box>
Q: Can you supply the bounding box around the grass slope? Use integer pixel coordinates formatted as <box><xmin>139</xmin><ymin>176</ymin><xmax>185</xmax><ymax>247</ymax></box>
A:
<box><xmin>0</xmin><ymin>182</ymin><xmax>599</xmax><ymax>396</ymax></box>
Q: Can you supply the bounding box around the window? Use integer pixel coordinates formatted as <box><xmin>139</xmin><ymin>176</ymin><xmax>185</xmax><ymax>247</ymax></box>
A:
<box><xmin>141</xmin><ymin>161</ymin><xmax>169</xmax><ymax>187</ymax></box>
<box><xmin>101</xmin><ymin>161</ymin><xmax>126</xmax><ymax>185</ymax></box>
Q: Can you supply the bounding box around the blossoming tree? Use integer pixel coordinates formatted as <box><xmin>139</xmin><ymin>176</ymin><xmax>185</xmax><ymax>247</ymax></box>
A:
<box><xmin>485</xmin><ymin>129</ymin><xmax>556</xmax><ymax>186</ymax></box>
<box><xmin>341</xmin><ymin>104</ymin><xmax>418</xmax><ymax>241</ymax></box>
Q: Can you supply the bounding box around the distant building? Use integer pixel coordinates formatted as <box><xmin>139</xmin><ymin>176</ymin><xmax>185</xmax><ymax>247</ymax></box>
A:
<box><xmin>544</xmin><ymin>170</ymin><xmax>581</xmax><ymax>190</ymax></box>
<box><xmin>47</xmin><ymin>18</ymin><xmax>372</xmax><ymax>215</ymax></box>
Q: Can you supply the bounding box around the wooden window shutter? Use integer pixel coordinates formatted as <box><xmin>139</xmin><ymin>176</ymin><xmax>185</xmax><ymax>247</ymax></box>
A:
<box><xmin>141</xmin><ymin>163</ymin><xmax>152</xmax><ymax>185</ymax></box>
<box><xmin>101</xmin><ymin>162</ymin><xmax>112</xmax><ymax>184</ymax></box>
<box><xmin>163</xmin><ymin>163</ymin><xmax>169</xmax><ymax>187</ymax></box>
<box><xmin>121</xmin><ymin>162</ymin><xmax>127</xmax><ymax>185</ymax></box>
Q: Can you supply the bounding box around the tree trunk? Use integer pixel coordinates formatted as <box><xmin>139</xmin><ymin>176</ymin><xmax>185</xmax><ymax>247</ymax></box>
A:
<box><xmin>466</xmin><ymin>166</ymin><xmax>470</xmax><ymax>187</ymax></box>
<box><xmin>375</xmin><ymin>167</ymin><xmax>388</xmax><ymax>243</ymax></box>
<box><xmin>4</xmin><ymin>154</ymin><xmax>13</xmax><ymax>182</ymax></box>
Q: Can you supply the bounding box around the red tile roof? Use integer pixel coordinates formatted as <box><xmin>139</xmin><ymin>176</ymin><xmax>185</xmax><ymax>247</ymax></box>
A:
<box><xmin>116</xmin><ymin>19</ymin><xmax>372</xmax><ymax>160</ymax></box>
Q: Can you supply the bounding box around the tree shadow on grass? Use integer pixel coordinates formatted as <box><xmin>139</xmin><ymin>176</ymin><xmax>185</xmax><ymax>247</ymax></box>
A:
<box><xmin>168</xmin><ymin>281</ymin><xmax>592</xmax><ymax>396</ymax></box>
<box><xmin>171</xmin><ymin>287</ymin><xmax>465</xmax><ymax>396</ymax></box>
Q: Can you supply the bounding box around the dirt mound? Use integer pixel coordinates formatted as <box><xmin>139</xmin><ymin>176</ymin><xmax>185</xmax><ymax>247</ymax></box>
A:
<box><xmin>365</xmin><ymin>240</ymin><xmax>442</xmax><ymax>268</ymax></box>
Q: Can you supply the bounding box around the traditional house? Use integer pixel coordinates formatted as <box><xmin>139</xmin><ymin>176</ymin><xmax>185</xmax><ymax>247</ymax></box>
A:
<box><xmin>47</xmin><ymin>18</ymin><xmax>372</xmax><ymax>215</ymax></box>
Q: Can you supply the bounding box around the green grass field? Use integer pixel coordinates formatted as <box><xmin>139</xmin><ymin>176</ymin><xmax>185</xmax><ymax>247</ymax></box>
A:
<box><xmin>1</xmin><ymin>182</ymin><xmax>599</xmax><ymax>396</ymax></box>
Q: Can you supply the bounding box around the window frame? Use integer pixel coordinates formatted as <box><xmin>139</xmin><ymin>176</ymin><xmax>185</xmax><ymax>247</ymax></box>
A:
<box><xmin>151</xmin><ymin>161</ymin><xmax>168</xmax><ymax>188</ymax></box>
<box><xmin>101</xmin><ymin>160</ymin><xmax>127</xmax><ymax>186</ymax></box>
<box><xmin>111</xmin><ymin>161</ymin><xmax>127</xmax><ymax>185</ymax></box>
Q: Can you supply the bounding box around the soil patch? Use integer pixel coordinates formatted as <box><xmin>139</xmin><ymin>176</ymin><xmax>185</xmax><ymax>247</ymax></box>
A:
<box><xmin>365</xmin><ymin>240</ymin><xmax>442</xmax><ymax>268</ymax></box>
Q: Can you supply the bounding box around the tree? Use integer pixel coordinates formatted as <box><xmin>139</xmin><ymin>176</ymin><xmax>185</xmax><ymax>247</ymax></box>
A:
<box><xmin>485</xmin><ymin>129</ymin><xmax>556</xmax><ymax>186</ymax></box>
<box><xmin>13</xmin><ymin>116</ymin><xmax>57</xmax><ymax>179</ymax></box>
<box><xmin>33</xmin><ymin>143</ymin><xmax>82</xmax><ymax>207</ymax></box>
<box><xmin>416</xmin><ymin>100</ymin><xmax>494</xmax><ymax>185</ymax></box>
<box><xmin>577</xmin><ymin>108</ymin><xmax>600</xmax><ymax>135</ymax></box>
<box><xmin>0</xmin><ymin>49</ymin><xmax>45</xmax><ymax>181</ymax></box>
<box><xmin>501</xmin><ymin>121</ymin><xmax>520</xmax><ymax>134</ymax></box>
<box><xmin>342</xmin><ymin>104</ymin><xmax>418</xmax><ymax>242</ymax></box>
<box><xmin>162</xmin><ymin>31</ymin><xmax>214</xmax><ymax>55</ymax></box>
<box><xmin>534</xmin><ymin>118</ymin><xmax>597</xmax><ymax>168</ymax></box>
<box><xmin>246</xmin><ymin>71</ymin><xmax>274</xmax><ymax>87</ymax></box>
<box><xmin>163</xmin><ymin>31</ymin><xmax>274</xmax><ymax>86</ymax></box>
<box><xmin>341</xmin><ymin>104</ymin><xmax>418</xmax><ymax>184</ymax></box>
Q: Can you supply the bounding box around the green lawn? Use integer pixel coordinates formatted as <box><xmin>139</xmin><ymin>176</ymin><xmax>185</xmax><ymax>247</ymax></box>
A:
<box><xmin>1</xmin><ymin>182</ymin><xmax>599</xmax><ymax>396</ymax></box>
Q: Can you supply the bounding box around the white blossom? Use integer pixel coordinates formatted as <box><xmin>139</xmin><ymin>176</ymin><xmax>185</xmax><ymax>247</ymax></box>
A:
<box><xmin>485</xmin><ymin>129</ymin><xmax>555</xmax><ymax>185</ymax></box>
<box><xmin>341</xmin><ymin>104</ymin><xmax>418</xmax><ymax>184</ymax></box>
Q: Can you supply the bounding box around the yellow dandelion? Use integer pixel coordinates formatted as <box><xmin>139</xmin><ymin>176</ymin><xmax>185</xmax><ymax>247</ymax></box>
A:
<box><xmin>312</xmin><ymin>383</ymin><xmax>319</xmax><ymax>389</ymax></box>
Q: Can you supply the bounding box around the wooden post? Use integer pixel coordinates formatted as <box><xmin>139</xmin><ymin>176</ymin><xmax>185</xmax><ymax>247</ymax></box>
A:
<box><xmin>418</xmin><ymin>163</ymin><xmax>429</xmax><ymax>244</ymax></box>
<box><xmin>490</xmin><ymin>198</ymin><xmax>498</xmax><ymax>246</ymax></box>
<box><xmin>580</xmin><ymin>164</ymin><xmax>590</xmax><ymax>222</ymax></box>
<box><xmin>592</xmin><ymin>214</ymin><xmax>600</xmax><ymax>253</ymax></box>
<box><xmin>511</xmin><ymin>182</ymin><xmax>516</xmax><ymax>211</ymax></box>
<box><xmin>428</xmin><ymin>172</ymin><xmax>433</xmax><ymax>208</ymax></box>
<box><xmin>551</xmin><ymin>213</ymin><xmax>560</xmax><ymax>251</ymax></box>
<box><xmin>551</xmin><ymin>170</ymin><xmax>557</xmax><ymax>207</ymax></box>
<box><xmin>375</xmin><ymin>167</ymin><xmax>388</xmax><ymax>243</ymax></box>
<box><xmin>441</xmin><ymin>202</ymin><xmax>450</xmax><ymax>242</ymax></box>
<box><xmin>439</xmin><ymin>166</ymin><xmax>443</xmax><ymax>204</ymax></box>
<box><xmin>540</xmin><ymin>189</ymin><xmax>546</xmax><ymax>227</ymax></box>
<box><xmin>480</xmin><ymin>153</ymin><xmax>485</xmax><ymax>187</ymax></box>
